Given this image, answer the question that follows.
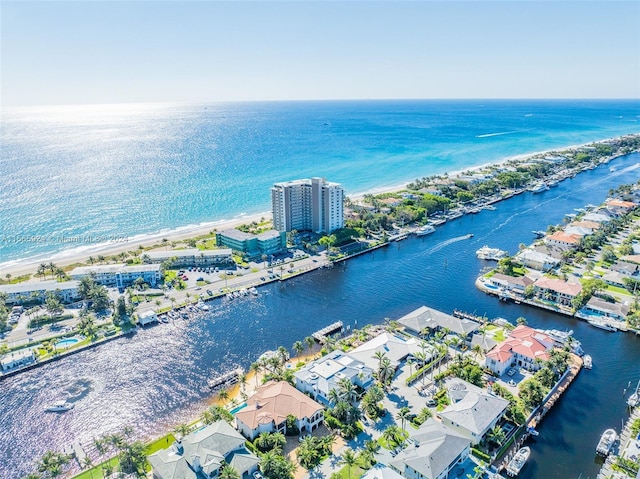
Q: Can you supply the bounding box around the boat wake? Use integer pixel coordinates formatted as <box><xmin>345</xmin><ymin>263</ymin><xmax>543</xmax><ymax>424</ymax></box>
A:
<box><xmin>425</xmin><ymin>235</ymin><xmax>473</xmax><ymax>254</ymax></box>
<box><xmin>476</xmin><ymin>128</ymin><xmax>534</xmax><ymax>138</ymax></box>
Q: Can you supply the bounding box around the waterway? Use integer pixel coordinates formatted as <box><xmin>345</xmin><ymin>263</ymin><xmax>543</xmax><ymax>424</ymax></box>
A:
<box><xmin>2</xmin><ymin>152</ymin><xmax>640</xmax><ymax>478</ymax></box>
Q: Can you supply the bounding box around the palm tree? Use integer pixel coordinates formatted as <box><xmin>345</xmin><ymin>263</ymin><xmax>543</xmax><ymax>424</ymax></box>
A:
<box><xmin>339</xmin><ymin>449</ymin><xmax>358</xmax><ymax>479</ymax></box>
<box><xmin>220</xmin><ymin>466</ymin><xmax>241</xmax><ymax>479</ymax></box>
<box><xmin>337</xmin><ymin>377</ymin><xmax>357</xmax><ymax>404</ymax></box>
<box><xmin>218</xmin><ymin>389</ymin><xmax>229</xmax><ymax>404</ymax></box>
<box><xmin>396</xmin><ymin>406</ymin><xmax>411</xmax><ymax>431</ymax></box>
<box><xmin>327</xmin><ymin>388</ymin><xmax>341</xmax><ymax>406</ymax></box>
<box><xmin>487</xmin><ymin>425</ymin><xmax>506</xmax><ymax>446</ymax></box>
<box><xmin>82</xmin><ymin>456</ymin><xmax>94</xmax><ymax>479</ymax></box>
<box><xmin>154</xmin><ymin>299</ymin><xmax>162</xmax><ymax>312</ymax></box>
<box><xmin>173</xmin><ymin>423</ymin><xmax>192</xmax><ymax>438</ymax></box>
<box><xmin>293</xmin><ymin>341</ymin><xmax>304</xmax><ymax>358</ymax></box>
<box><xmin>250</xmin><ymin>362</ymin><xmax>261</xmax><ymax>387</ymax></box>
<box><xmin>305</xmin><ymin>336</ymin><xmax>315</xmax><ymax>352</ymax></box>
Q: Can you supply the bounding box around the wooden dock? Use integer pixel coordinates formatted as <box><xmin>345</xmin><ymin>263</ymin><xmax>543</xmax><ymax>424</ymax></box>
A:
<box><xmin>312</xmin><ymin>321</ymin><xmax>344</xmax><ymax>343</ymax></box>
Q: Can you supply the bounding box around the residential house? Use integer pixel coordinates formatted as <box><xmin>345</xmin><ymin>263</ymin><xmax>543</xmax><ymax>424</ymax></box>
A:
<box><xmin>347</xmin><ymin>332</ymin><xmax>430</xmax><ymax>371</ymax></box>
<box><xmin>396</xmin><ymin>306</ymin><xmax>480</xmax><ymax>340</ymax></box>
<box><xmin>488</xmin><ymin>273</ymin><xmax>534</xmax><ymax>294</ymax></box>
<box><xmin>235</xmin><ymin>381</ymin><xmax>324</xmax><ymax>440</ymax></box>
<box><xmin>437</xmin><ymin>379</ymin><xmax>509</xmax><ymax>445</ymax></box>
<box><xmin>545</xmin><ymin>231</ymin><xmax>582</xmax><ymax>249</ymax></box>
<box><xmin>148</xmin><ymin>420</ymin><xmax>259</xmax><ymax>479</ymax></box>
<box><xmin>610</xmin><ymin>261</ymin><xmax>640</xmax><ymax>276</ymax></box>
<box><xmin>533</xmin><ymin>277</ymin><xmax>582</xmax><ymax>306</ymax></box>
<box><xmin>0</xmin><ymin>280</ymin><xmax>80</xmax><ymax>305</ymax></box>
<box><xmin>622</xmin><ymin>255</ymin><xmax>640</xmax><ymax>265</ymax></box>
<box><xmin>582</xmin><ymin>212</ymin><xmax>612</xmax><ymax>223</ymax></box>
<box><xmin>361</xmin><ymin>464</ymin><xmax>406</xmax><ymax>479</ymax></box>
<box><xmin>138</xmin><ymin>310</ymin><xmax>158</xmax><ymax>326</ymax></box>
<box><xmin>602</xmin><ymin>270</ymin><xmax>630</xmax><ymax>288</ymax></box>
<box><xmin>485</xmin><ymin>325</ymin><xmax>554</xmax><ymax>376</ymax></box>
<box><xmin>514</xmin><ymin>250</ymin><xmax>559</xmax><ymax>272</ymax></box>
<box><xmin>563</xmin><ymin>226</ymin><xmax>593</xmax><ymax>237</ymax></box>
<box><xmin>389</xmin><ymin>418</ymin><xmax>471</xmax><ymax>479</ymax></box>
<box><xmin>605</xmin><ymin>199</ymin><xmax>637</xmax><ymax>215</ymax></box>
<box><xmin>294</xmin><ymin>350</ymin><xmax>373</xmax><ymax>405</ymax></box>
<box><xmin>583</xmin><ymin>297</ymin><xmax>630</xmax><ymax>322</ymax></box>
<box><xmin>570</xmin><ymin>220</ymin><xmax>601</xmax><ymax>231</ymax></box>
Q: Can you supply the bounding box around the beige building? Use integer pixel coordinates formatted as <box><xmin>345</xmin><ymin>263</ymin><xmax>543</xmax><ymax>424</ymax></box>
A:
<box><xmin>271</xmin><ymin>177</ymin><xmax>344</xmax><ymax>234</ymax></box>
<box><xmin>235</xmin><ymin>381</ymin><xmax>324</xmax><ymax>440</ymax></box>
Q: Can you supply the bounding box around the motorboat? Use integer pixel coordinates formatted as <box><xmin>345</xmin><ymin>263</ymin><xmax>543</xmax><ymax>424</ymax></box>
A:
<box><xmin>583</xmin><ymin>355</ymin><xmax>592</xmax><ymax>369</ymax></box>
<box><xmin>416</xmin><ymin>225</ymin><xmax>436</xmax><ymax>236</ymax></box>
<box><xmin>196</xmin><ymin>301</ymin><xmax>210</xmax><ymax>311</ymax></box>
<box><xmin>596</xmin><ymin>428</ymin><xmax>617</xmax><ymax>456</ymax></box>
<box><xmin>587</xmin><ymin>320</ymin><xmax>617</xmax><ymax>332</ymax></box>
<box><xmin>45</xmin><ymin>400</ymin><xmax>74</xmax><ymax>412</ymax></box>
<box><xmin>528</xmin><ymin>183</ymin><xmax>549</xmax><ymax>193</ymax></box>
<box><xmin>476</xmin><ymin>246</ymin><xmax>508</xmax><ymax>261</ymax></box>
<box><xmin>532</xmin><ymin>230</ymin><xmax>547</xmax><ymax>238</ymax></box>
<box><xmin>506</xmin><ymin>446</ymin><xmax>530</xmax><ymax>476</ymax></box>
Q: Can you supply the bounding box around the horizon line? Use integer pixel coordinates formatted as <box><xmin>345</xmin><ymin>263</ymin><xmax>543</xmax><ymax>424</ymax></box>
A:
<box><xmin>3</xmin><ymin>97</ymin><xmax>640</xmax><ymax>110</ymax></box>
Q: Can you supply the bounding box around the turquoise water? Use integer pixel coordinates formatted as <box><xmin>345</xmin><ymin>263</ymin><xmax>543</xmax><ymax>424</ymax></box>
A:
<box><xmin>55</xmin><ymin>337</ymin><xmax>79</xmax><ymax>349</ymax></box>
<box><xmin>229</xmin><ymin>402</ymin><xmax>247</xmax><ymax>415</ymax></box>
<box><xmin>1</xmin><ymin>99</ymin><xmax>638</xmax><ymax>267</ymax></box>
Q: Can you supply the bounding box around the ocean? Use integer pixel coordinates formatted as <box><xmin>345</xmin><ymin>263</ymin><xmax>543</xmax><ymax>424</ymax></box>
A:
<box><xmin>1</xmin><ymin>99</ymin><xmax>639</xmax><ymax>268</ymax></box>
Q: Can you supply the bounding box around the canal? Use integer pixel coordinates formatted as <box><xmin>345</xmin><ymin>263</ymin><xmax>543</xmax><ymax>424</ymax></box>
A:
<box><xmin>2</xmin><ymin>152</ymin><xmax>640</xmax><ymax>478</ymax></box>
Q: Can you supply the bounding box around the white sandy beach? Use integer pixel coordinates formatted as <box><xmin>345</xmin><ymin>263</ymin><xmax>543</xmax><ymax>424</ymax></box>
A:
<box><xmin>0</xmin><ymin>136</ymin><xmax>630</xmax><ymax>280</ymax></box>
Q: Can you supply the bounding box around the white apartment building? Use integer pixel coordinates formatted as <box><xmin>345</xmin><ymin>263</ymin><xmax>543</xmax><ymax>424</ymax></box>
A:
<box><xmin>69</xmin><ymin>264</ymin><xmax>162</xmax><ymax>291</ymax></box>
<box><xmin>271</xmin><ymin>177</ymin><xmax>344</xmax><ymax>234</ymax></box>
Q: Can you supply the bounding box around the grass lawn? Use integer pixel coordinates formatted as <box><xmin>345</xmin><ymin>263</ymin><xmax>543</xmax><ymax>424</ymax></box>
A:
<box><xmin>197</xmin><ymin>238</ymin><xmax>217</xmax><ymax>250</ymax></box>
<box><xmin>333</xmin><ymin>464</ymin><xmax>365</xmax><ymax>479</ymax></box>
<box><xmin>74</xmin><ymin>457</ymin><xmax>119</xmax><ymax>479</ymax></box>
<box><xmin>607</xmin><ymin>285</ymin><xmax>632</xmax><ymax>296</ymax></box>
<box><xmin>492</xmin><ymin>329</ymin><xmax>506</xmax><ymax>342</ymax></box>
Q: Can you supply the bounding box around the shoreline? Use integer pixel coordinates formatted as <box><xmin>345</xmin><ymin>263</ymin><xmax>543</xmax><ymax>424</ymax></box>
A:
<box><xmin>1</xmin><ymin>133</ymin><xmax>636</xmax><ymax>279</ymax></box>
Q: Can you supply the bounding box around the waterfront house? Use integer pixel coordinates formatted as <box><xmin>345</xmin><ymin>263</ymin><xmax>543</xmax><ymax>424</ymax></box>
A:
<box><xmin>563</xmin><ymin>226</ymin><xmax>594</xmax><ymax>237</ymax></box>
<box><xmin>294</xmin><ymin>350</ymin><xmax>373</xmax><ymax>405</ymax></box>
<box><xmin>137</xmin><ymin>310</ymin><xmax>158</xmax><ymax>326</ymax></box>
<box><xmin>622</xmin><ymin>255</ymin><xmax>640</xmax><ymax>265</ymax></box>
<box><xmin>470</xmin><ymin>334</ymin><xmax>498</xmax><ymax>354</ymax></box>
<box><xmin>533</xmin><ymin>277</ymin><xmax>582</xmax><ymax>306</ymax></box>
<box><xmin>582</xmin><ymin>212</ymin><xmax>612</xmax><ymax>223</ymax></box>
<box><xmin>69</xmin><ymin>264</ymin><xmax>161</xmax><ymax>291</ymax></box>
<box><xmin>148</xmin><ymin>420</ymin><xmax>259</xmax><ymax>479</ymax></box>
<box><xmin>389</xmin><ymin>418</ymin><xmax>471</xmax><ymax>479</ymax></box>
<box><xmin>437</xmin><ymin>379</ymin><xmax>509</xmax><ymax>445</ymax></box>
<box><xmin>605</xmin><ymin>199</ymin><xmax>637</xmax><ymax>215</ymax></box>
<box><xmin>0</xmin><ymin>280</ymin><xmax>80</xmax><ymax>305</ymax></box>
<box><xmin>545</xmin><ymin>231</ymin><xmax>582</xmax><ymax>249</ymax></box>
<box><xmin>1</xmin><ymin>348</ymin><xmax>36</xmax><ymax>371</ymax></box>
<box><xmin>513</xmin><ymin>249</ymin><xmax>559</xmax><ymax>272</ymax></box>
<box><xmin>484</xmin><ymin>325</ymin><xmax>554</xmax><ymax>375</ymax></box>
<box><xmin>583</xmin><ymin>297</ymin><xmax>630</xmax><ymax>321</ymax></box>
<box><xmin>488</xmin><ymin>273</ymin><xmax>534</xmax><ymax>293</ymax></box>
<box><xmin>361</xmin><ymin>464</ymin><xmax>406</xmax><ymax>479</ymax></box>
<box><xmin>144</xmin><ymin>248</ymin><xmax>234</xmax><ymax>268</ymax></box>
<box><xmin>347</xmin><ymin>332</ymin><xmax>431</xmax><ymax>371</ymax></box>
<box><xmin>234</xmin><ymin>381</ymin><xmax>324</xmax><ymax>440</ymax></box>
<box><xmin>396</xmin><ymin>306</ymin><xmax>480</xmax><ymax>340</ymax></box>
<box><xmin>570</xmin><ymin>220</ymin><xmax>601</xmax><ymax>231</ymax></box>
<box><xmin>215</xmin><ymin>229</ymin><xmax>286</xmax><ymax>260</ymax></box>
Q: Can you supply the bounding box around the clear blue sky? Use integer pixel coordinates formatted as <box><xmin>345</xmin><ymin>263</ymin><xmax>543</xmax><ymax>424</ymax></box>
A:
<box><xmin>2</xmin><ymin>1</ymin><xmax>639</xmax><ymax>106</ymax></box>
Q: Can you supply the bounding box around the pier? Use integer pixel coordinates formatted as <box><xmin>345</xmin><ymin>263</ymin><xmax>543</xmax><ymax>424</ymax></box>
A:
<box><xmin>207</xmin><ymin>367</ymin><xmax>243</xmax><ymax>390</ymax></box>
<box><xmin>312</xmin><ymin>321</ymin><xmax>343</xmax><ymax>343</ymax></box>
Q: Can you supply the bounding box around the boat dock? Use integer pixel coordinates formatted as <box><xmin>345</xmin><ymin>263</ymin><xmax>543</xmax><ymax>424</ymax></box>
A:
<box><xmin>312</xmin><ymin>321</ymin><xmax>344</xmax><ymax>343</ymax></box>
<box><xmin>596</xmin><ymin>408</ymin><xmax>640</xmax><ymax>478</ymax></box>
<box><xmin>207</xmin><ymin>367</ymin><xmax>243</xmax><ymax>390</ymax></box>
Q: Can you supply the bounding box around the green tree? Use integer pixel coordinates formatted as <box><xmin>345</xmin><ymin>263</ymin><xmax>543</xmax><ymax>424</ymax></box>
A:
<box><xmin>338</xmin><ymin>449</ymin><xmax>358</xmax><ymax>479</ymax></box>
<box><xmin>293</xmin><ymin>341</ymin><xmax>304</xmax><ymax>358</ymax></box>
<box><xmin>396</xmin><ymin>406</ymin><xmax>412</xmax><ymax>431</ymax></box>
<box><xmin>518</xmin><ymin>378</ymin><xmax>546</xmax><ymax>411</ymax></box>
<box><xmin>220</xmin><ymin>466</ymin><xmax>241</xmax><ymax>479</ymax></box>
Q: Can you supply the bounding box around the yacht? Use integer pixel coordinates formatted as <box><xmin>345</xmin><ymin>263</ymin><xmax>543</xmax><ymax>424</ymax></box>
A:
<box><xmin>583</xmin><ymin>355</ymin><xmax>592</xmax><ymax>369</ymax></box>
<box><xmin>532</xmin><ymin>230</ymin><xmax>547</xmax><ymax>238</ymax></box>
<box><xmin>528</xmin><ymin>183</ymin><xmax>549</xmax><ymax>193</ymax></box>
<box><xmin>45</xmin><ymin>400</ymin><xmax>74</xmax><ymax>412</ymax></box>
<box><xmin>587</xmin><ymin>320</ymin><xmax>617</xmax><ymax>332</ymax></box>
<box><xmin>196</xmin><ymin>301</ymin><xmax>210</xmax><ymax>311</ymax></box>
<box><xmin>596</xmin><ymin>429</ymin><xmax>617</xmax><ymax>456</ymax></box>
<box><xmin>476</xmin><ymin>246</ymin><xmax>508</xmax><ymax>261</ymax></box>
<box><xmin>506</xmin><ymin>446</ymin><xmax>530</xmax><ymax>476</ymax></box>
<box><xmin>416</xmin><ymin>225</ymin><xmax>436</xmax><ymax>236</ymax></box>
<box><xmin>446</xmin><ymin>211</ymin><xmax>464</xmax><ymax>220</ymax></box>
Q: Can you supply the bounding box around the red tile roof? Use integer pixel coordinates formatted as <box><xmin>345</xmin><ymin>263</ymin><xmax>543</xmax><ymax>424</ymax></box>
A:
<box><xmin>534</xmin><ymin>277</ymin><xmax>582</xmax><ymax>296</ymax></box>
<box><xmin>547</xmin><ymin>231</ymin><xmax>581</xmax><ymax>245</ymax></box>
<box><xmin>486</xmin><ymin>325</ymin><xmax>552</xmax><ymax>364</ymax></box>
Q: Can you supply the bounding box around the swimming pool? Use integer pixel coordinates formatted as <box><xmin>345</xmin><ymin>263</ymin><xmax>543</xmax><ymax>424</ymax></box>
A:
<box><xmin>55</xmin><ymin>337</ymin><xmax>80</xmax><ymax>349</ymax></box>
<box><xmin>229</xmin><ymin>403</ymin><xmax>247</xmax><ymax>415</ymax></box>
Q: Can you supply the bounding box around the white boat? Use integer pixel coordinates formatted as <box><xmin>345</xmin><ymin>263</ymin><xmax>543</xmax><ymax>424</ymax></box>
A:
<box><xmin>506</xmin><ymin>446</ymin><xmax>530</xmax><ymax>476</ymax></box>
<box><xmin>532</xmin><ymin>230</ymin><xmax>546</xmax><ymax>238</ymax></box>
<box><xmin>628</xmin><ymin>380</ymin><xmax>640</xmax><ymax>407</ymax></box>
<box><xmin>528</xmin><ymin>183</ymin><xmax>549</xmax><ymax>193</ymax></box>
<box><xmin>483</xmin><ymin>204</ymin><xmax>497</xmax><ymax>211</ymax></box>
<box><xmin>196</xmin><ymin>301</ymin><xmax>210</xmax><ymax>311</ymax></box>
<box><xmin>416</xmin><ymin>225</ymin><xmax>436</xmax><ymax>236</ymax></box>
<box><xmin>446</xmin><ymin>211</ymin><xmax>463</xmax><ymax>220</ymax></box>
<box><xmin>583</xmin><ymin>355</ymin><xmax>592</xmax><ymax>369</ymax></box>
<box><xmin>45</xmin><ymin>400</ymin><xmax>74</xmax><ymax>412</ymax></box>
<box><xmin>610</xmin><ymin>166</ymin><xmax>618</xmax><ymax>172</ymax></box>
<box><xmin>476</xmin><ymin>246</ymin><xmax>508</xmax><ymax>261</ymax></box>
<box><xmin>587</xmin><ymin>320</ymin><xmax>617</xmax><ymax>332</ymax></box>
<box><xmin>596</xmin><ymin>429</ymin><xmax>617</xmax><ymax>456</ymax></box>
<box><xmin>468</xmin><ymin>207</ymin><xmax>481</xmax><ymax>214</ymax></box>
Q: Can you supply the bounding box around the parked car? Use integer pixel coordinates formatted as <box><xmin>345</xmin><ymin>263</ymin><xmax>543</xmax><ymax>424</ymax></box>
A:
<box><xmin>253</xmin><ymin>472</ymin><xmax>264</xmax><ymax>479</ymax></box>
